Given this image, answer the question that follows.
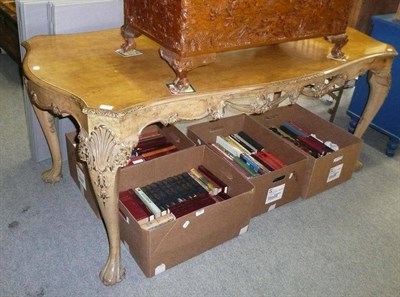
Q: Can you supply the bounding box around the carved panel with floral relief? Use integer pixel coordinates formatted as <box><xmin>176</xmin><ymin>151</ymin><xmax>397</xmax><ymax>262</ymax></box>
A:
<box><xmin>123</xmin><ymin>0</ymin><xmax>353</xmax><ymax>55</ymax></box>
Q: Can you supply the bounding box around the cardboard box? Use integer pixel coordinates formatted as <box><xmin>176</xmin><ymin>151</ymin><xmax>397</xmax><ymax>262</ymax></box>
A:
<box><xmin>118</xmin><ymin>145</ymin><xmax>254</xmax><ymax>277</ymax></box>
<box><xmin>186</xmin><ymin>114</ymin><xmax>308</xmax><ymax>218</ymax></box>
<box><xmin>250</xmin><ymin>104</ymin><xmax>363</xmax><ymax>198</ymax></box>
<box><xmin>66</xmin><ymin>123</ymin><xmax>196</xmax><ymax>218</ymax></box>
<box><xmin>66</xmin><ymin>132</ymin><xmax>99</xmax><ymax>217</ymax></box>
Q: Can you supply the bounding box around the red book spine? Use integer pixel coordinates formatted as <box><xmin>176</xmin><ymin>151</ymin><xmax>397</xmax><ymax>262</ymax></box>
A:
<box><xmin>141</xmin><ymin>144</ymin><xmax>177</xmax><ymax>158</ymax></box>
<box><xmin>260</xmin><ymin>150</ymin><xmax>285</xmax><ymax>168</ymax></box>
<box><xmin>169</xmin><ymin>193</ymin><xmax>216</xmax><ymax>218</ymax></box>
<box><xmin>119</xmin><ymin>189</ymin><xmax>153</xmax><ymax>223</ymax></box>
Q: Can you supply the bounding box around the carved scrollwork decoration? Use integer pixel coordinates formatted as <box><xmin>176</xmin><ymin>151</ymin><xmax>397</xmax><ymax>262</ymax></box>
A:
<box><xmin>288</xmin><ymin>89</ymin><xmax>302</xmax><ymax>104</ymax></box>
<box><xmin>207</xmin><ymin>100</ymin><xmax>226</xmax><ymax>120</ymax></box>
<box><xmin>252</xmin><ymin>93</ymin><xmax>270</xmax><ymax>113</ymax></box>
<box><xmin>50</xmin><ymin>103</ymin><xmax>62</xmax><ymax>116</ymax></box>
<box><xmin>208</xmin><ymin>106</ymin><xmax>222</xmax><ymax>120</ymax></box>
<box><xmin>224</xmin><ymin>88</ymin><xmax>302</xmax><ymax>114</ymax></box>
<box><xmin>160</xmin><ymin>113</ymin><xmax>179</xmax><ymax>126</ymax></box>
<box><xmin>77</xmin><ymin>125</ymin><xmax>131</xmax><ymax>206</ymax></box>
<box><xmin>26</xmin><ymin>85</ymin><xmax>65</xmax><ymax>118</ymax></box>
<box><xmin>301</xmin><ymin>74</ymin><xmax>348</xmax><ymax>98</ymax></box>
<box><xmin>224</xmin><ymin>92</ymin><xmax>270</xmax><ymax>114</ymax></box>
<box><xmin>26</xmin><ymin>90</ymin><xmax>58</xmax><ymax>134</ymax></box>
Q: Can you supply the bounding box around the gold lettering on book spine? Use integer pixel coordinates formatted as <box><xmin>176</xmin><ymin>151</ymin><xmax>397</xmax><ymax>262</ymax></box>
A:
<box><xmin>78</xmin><ymin>125</ymin><xmax>131</xmax><ymax>206</ymax></box>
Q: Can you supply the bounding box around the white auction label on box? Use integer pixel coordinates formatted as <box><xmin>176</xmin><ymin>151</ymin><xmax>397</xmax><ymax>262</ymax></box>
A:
<box><xmin>266</xmin><ymin>184</ymin><xmax>285</xmax><ymax>204</ymax></box>
<box><xmin>327</xmin><ymin>163</ymin><xmax>344</xmax><ymax>183</ymax></box>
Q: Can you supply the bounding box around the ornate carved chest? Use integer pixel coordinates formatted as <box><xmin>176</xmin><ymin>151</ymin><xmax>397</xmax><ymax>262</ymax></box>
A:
<box><xmin>121</xmin><ymin>0</ymin><xmax>354</xmax><ymax>90</ymax></box>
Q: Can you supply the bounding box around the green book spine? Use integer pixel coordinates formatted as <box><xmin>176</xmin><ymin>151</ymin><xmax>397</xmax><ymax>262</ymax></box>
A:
<box><xmin>233</xmin><ymin>156</ymin><xmax>259</xmax><ymax>177</ymax></box>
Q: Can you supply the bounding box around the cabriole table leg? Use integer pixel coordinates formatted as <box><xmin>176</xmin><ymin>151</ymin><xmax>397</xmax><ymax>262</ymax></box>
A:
<box><xmin>31</xmin><ymin>104</ymin><xmax>62</xmax><ymax>183</ymax></box>
<box><xmin>78</xmin><ymin>125</ymin><xmax>131</xmax><ymax>286</ymax></box>
<box><xmin>352</xmin><ymin>63</ymin><xmax>393</xmax><ymax>170</ymax></box>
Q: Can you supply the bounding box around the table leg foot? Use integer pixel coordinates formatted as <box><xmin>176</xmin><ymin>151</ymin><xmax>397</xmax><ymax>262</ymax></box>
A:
<box><xmin>41</xmin><ymin>167</ymin><xmax>62</xmax><ymax>184</ymax></box>
<box><xmin>354</xmin><ymin>160</ymin><xmax>364</xmax><ymax>171</ymax></box>
<box><xmin>100</xmin><ymin>251</ymin><xmax>126</xmax><ymax>286</ymax></box>
<box><xmin>386</xmin><ymin>137</ymin><xmax>399</xmax><ymax>157</ymax></box>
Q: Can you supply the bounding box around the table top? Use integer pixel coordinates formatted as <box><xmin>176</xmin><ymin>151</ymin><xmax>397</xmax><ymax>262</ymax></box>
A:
<box><xmin>22</xmin><ymin>27</ymin><xmax>396</xmax><ymax>113</ymax></box>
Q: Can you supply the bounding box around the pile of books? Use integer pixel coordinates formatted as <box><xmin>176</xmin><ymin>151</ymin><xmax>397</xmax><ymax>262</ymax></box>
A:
<box><xmin>127</xmin><ymin>128</ymin><xmax>178</xmax><ymax>166</ymax></box>
<box><xmin>209</xmin><ymin>131</ymin><xmax>285</xmax><ymax>177</ymax></box>
<box><xmin>269</xmin><ymin>121</ymin><xmax>337</xmax><ymax>158</ymax></box>
<box><xmin>119</xmin><ymin>165</ymin><xmax>230</xmax><ymax>230</ymax></box>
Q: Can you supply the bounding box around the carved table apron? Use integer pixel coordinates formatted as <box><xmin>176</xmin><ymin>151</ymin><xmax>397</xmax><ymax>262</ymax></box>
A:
<box><xmin>22</xmin><ymin>27</ymin><xmax>396</xmax><ymax>286</ymax></box>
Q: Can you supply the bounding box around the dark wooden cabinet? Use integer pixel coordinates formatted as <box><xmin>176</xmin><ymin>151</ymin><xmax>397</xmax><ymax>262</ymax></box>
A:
<box><xmin>0</xmin><ymin>0</ymin><xmax>20</xmax><ymax>64</ymax></box>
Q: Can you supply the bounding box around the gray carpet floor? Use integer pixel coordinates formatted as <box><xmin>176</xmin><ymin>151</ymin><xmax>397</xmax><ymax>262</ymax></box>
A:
<box><xmin>1</xmin><ymin>51</ymin><xmax>399</xmax><ymax>297</ymax></box>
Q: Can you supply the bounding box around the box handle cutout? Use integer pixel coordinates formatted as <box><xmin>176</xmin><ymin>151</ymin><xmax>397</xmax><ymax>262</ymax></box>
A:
<box><xmin>209</xmin><ymin>126</ymin><xmax>225</xmax><ymax>133</ymax></box>
<box><xmin>273</xmin><ymin>175</ymin><xmax>285</xmax><ymax>183</ymax></box>
<box><xmin>264</xmin><ymin>114</ymin><xmax>278</xmax><ymax>121</ymax></box>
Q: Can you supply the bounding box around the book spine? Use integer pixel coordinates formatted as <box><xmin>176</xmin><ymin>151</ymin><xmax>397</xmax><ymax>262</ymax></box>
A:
<box><xmin>137</xmin><ymin>129</ymin><xmax>161</xmax><ymax>140</ymax></box>
<box><xmin>270</xmin><ymin>126</ymin><xmax>319</xmax><ymax>157</ymax></box>
<box><xmin>190</xmin><ymin>168</ymin><xmax>220</xmax><ymax>195</ymax></box>
<box><xmin>281</xmin><ymin>121</ymin><xmax>309</xmax><ymax>138</ymax></box>
<box><xmin>119</xmin><ymin>189</ymin><xmax>152</xmax><ymax>223</ymax></box>
<box><xmin>233</xmin><ymin>156</ymin><xmax>259</xmax><ymax>177</ymax></box>
<box><xmin>252</xmin><ymin>153</ymin><xmax>274</xmax><ymax>171</ymax></box>
<box><xmin>182</xmin><ymin>172</ymin><xmax>209</xmax><ymax>197</ymax></box>
<box><xmin>288</xmin><ymin>121</ymin><xmax>311</xmax><ymax>136</ymax></box>
<box><xmin>188</xmin><ymin>171</ymin><xmax>213</xmax><ymax>194</ymax></box>
<box><xmin>225</xmin><ymin>135</ymin><xmax>251</xmax><ymax>154</ymax></box>
<box><xmin>238</xmin><ymin>131</ymin><xmax>264</xmax><ymax>151</ymax></box>
<box><xmin>198</xmin><ymin>165</ymin><xmax>228</xmax><ymax>194</ymax></box>
<box><xmin>241</xmin><ymin>153</ymin><xmax>266</xmax><ymax>174</ymax></box>
<box><xmin>141</xmin><ymin>144</ymin><xmax>177</xmax><ymax>158</ymax></box>
<box><xmin>141</xmin><ymin>185</ymin><xmax>169</xmax><ymax>215</ymax></box>
<box><xmin>169</xmin><ymin>193</ymin><xmax>215</xmax><ymax>218</ymax></box>
<box><xmin>216</xmin><ymin>135</ymin><xmax>242</xmax><ymax>157</ymax></box>
<box><xmin>255</xmin><ymin>151</ymin><xmax>280</xmax><ymax>171</ymax></box>
<box><xmin>260</xmin><ymin>150</ymin><xmax>285</xmax><ymax>168</ymax></box>
<box><xmin>133</xmin><ymin>140</ymin><xmax>171</xmax><ymax>156</ymax></box>
<box><xmin>209</xmin><ymin>143</ymin><xmax>233</xmax><ymax>161</ymax></box>
<box><xmin>229</xmin><ymin>133</ymin><xmax>257</xmax><ymax>153</ymax></box>
<box><xmin>134</xmin><ymin>187</ymin><xmax>163</xmax><ymax>217</ymax></box>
